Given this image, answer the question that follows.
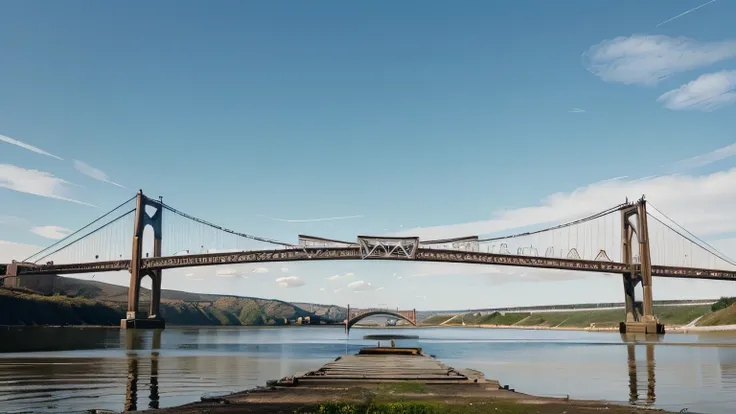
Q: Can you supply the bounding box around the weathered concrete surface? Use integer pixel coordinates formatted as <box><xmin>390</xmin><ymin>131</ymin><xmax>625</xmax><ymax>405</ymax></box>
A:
<box><xmin>147</xmin><ymin>383</ymin><xmax>674</xmax><ymax>413</ymax></box>
<box><xmin>146</xmin><ymin>349</ymin><xmax>674</xmax><ymax>414</ymax></box>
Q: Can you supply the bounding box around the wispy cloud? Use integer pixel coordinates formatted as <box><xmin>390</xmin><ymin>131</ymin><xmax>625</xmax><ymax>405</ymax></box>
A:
<box><xmin>568</xmin><ymin>108</ymin><xmax>586</xmax><ymax>113</ymax></box>
<box><xmin>256</xmin><ymin>214</ymin><xmax>364</xmax><ymax>223</ymax></box>
<box><xmin>656</xmin><ymin>0</ymin><xmax>717</xmax><ymax>27</ymax></box>
<box><xmin>0</xmin><ymin>134</ymin><xmax>63</xmax><ymax>160</ymax></box>
<box><xmin>276</xmin><ymin>276</ymin><xmax>305</xmax><ymax>288</ymax></box>
<box><xmin>394</xmin><ymin>168</ymin><xmax>736</xmax><ymax>240</ymax></box>
<box><xmin>0</xmin><ymin>164</ymin><xmax>97</xmax><ymax>207</ymax></box>
<box><xmin>582</xmin><ymin>35</ymin><xmax>736</xmax><ymax>85</ymax></box>
<box><xmin>657</xmin><ymin>70</ymin><xmax>736</xmax><ymax>112</ymax></box>
<box><xmin>252</xmin><ymin>267</ymin><xmax>269</xmax><ymax>273</ymax></box>
<box><xmin>671</xmin><ymin>142</ymin><xmax>736</xmax><ymax>171</ymax></box>
<box><xmin>73</xmin><ymin>160</ymin><xmax>125</xmax><ymax>188</ymax></box>
<box><xmin>215</xmin><ymin>266</ymin><xmax>245</xmax><ymax>277</ymax></box>
<box><xmin>30</xmin><ymin>225</ymin><xmax>72</xmax><ymax>240</ymax></box>
<box><xmin>327</xmin><ymin>272</ymin><xmax>354</xmax><ymax>281</ymax></box>
<box><xmin>281</xmin><ymin>267</ymin><xmax>289</xmax><ymax>272</ymax></box>
<box><xmin>348</xmin><ymin>280</ymin><xmax>374</xmax><ymax>291</ymax></box>
<box><xmin>0</xmin><ymin>215</ymin><xmax>25</xmax><ymax>226</ymax></box>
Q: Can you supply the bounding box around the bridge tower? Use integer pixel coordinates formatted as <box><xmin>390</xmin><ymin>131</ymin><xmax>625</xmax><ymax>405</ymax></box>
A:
<box><xmin>620</xmin><ymin>198</ymin><xmax>664</xmax><ymax>334</ymax></box>
<box><xmin>121</xmin><ymin>190</ymin><xmax>165</xmax><ymax>329</ymax></box>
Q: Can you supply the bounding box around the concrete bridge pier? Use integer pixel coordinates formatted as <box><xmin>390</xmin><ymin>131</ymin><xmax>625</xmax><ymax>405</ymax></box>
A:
<box><xmin>121</xmin><ymin>191</ymin><xmax>166</xmax><ymax>330</ymax></box>
<box><xmin>619</xmin><ymin>200</ymin><xmax>664</xmax><ymax>335</ymax></box>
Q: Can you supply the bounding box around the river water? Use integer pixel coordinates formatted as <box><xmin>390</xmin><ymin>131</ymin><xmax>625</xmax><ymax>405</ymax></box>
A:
<box><xmin>1</xmin><ymin>326</ymin><xmax>735</xmax><ymax>414</ymax></box>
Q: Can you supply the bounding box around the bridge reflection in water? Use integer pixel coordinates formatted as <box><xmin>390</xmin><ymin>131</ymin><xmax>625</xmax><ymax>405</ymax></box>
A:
<box><xmin>118</xmin><ymin>329</ymin><xmax>660</xmax><ymax>411</ymax></box>
<box><xmin>625</xmin><ymin>339</ymin><xmax>656</xmax><ymax>406</ymax></box>
<box><xmin>124</xmin><ymin>329</ymin><xmax>161</xmax><ymax>411</ymax></box>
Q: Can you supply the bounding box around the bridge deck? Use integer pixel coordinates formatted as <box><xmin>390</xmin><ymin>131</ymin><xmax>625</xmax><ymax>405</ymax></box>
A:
<box><xmin>295</xmin><ymin>351</ymin><xmax>491</xmax><ymax>385</ymax></box>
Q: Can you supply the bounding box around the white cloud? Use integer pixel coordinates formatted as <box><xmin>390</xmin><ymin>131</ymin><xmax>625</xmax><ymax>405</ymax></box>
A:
<box><xmin>0</xmin><ymin>240</ymin><xmax>42</xmax><ymax>262</ymax></box>
<box><xmin>215</xmin><ymin>266</ymin><xmax>239</xmax><ymax>277</ymax></box>
<box><xmin>252</xmin><ymin>267</ymin><xmax>269</xmax><ymax>273</ymax></box>
<box><xmin>327</xmin><ymin>272</ymin><xmax>353</xmax><ymax>281</ymax></box>
<box><xmin>281</xmin><ymin>267</ymin><xmax>289</xmax><ymax>272</ymax></box>
<box><xmin>348</xmin><ymin>280</ymin><xmax>375</xmax><ymax>291</ymax></box>
<box><xmin>671</xmin><ymin>142</ymin><xmax>736</xmax><ymax>171</ymax></box>
<box><xmin>0</xmin><ymin>164</ymin><xmax>97</xmax><ymax>207</ymax></box>
<box><xmin>30</xmin><ymin>225</ymin><xmax>72</xmax><ymax>240</ymax></box>
<box><xmin>568</xmin><ymin>108</ymin><xmax>586</xmax><ymax>113</ymax></box>
<box><xmin>375</xmin><ymin>287</ymin><xmax>385</xmax><ymax>291</ymax></box>
<box><xmin>319</xmin><ymin>287</ymin><xmax>326</xmax><ymax>291</ymax></box>
<box><xmin>185</xmin><ymin>272</ymin><xmax>196</xmax><ymax>277</ymax></box>
<box><xmin>73</xmin><ymin>160</ymin><xmax>125</xmax><ymax>188</ymax></box>
<box><xmin>658</xmin><ymin>71</ymin><xmax>736</xmax><ymax>111</ymax></box>
<box><xmin>395</xmin><ymin>168</ymin><xmax>736</xmax><ymax>241</ymax></box>
<box><xmin>582</xmin><ymin>35</ymin><xmax>736</xmax><ymax>85</ymax></box>
<box><xmin>0</xmin><ymin>215</ymin><xmax>25</xmax><ymax>226</ymax></box>
<box><xmin>276</xmin><ymin>276</ymin><xmax>305</xmax><ymax>288</ymax></box>
<box><xmin>0</xmin><ymin>134</ymin><xmax>63</xmax><ymax>160</ymax></box>
<box><xmin>334</xmin><ymin>288</ymin><xmax>344</xmax><ymax>293</ymax></box>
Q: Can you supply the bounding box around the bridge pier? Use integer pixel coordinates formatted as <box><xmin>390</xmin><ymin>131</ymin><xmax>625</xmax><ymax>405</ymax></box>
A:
<box><xmin>121</xmin><ymin>191</ymin><xmax>165</xmax><ymax>330</ymax></box>
<box><xmin>619</xmin><ymin>199</ymin><xmax>664</xmax><ymax>335</ymax></box>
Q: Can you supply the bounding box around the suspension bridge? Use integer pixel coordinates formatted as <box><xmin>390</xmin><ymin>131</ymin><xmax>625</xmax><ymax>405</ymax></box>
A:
<box><xmin>2</xmin><ymin>190</ymin><xmax>736</xmax><ymax>333</ymax></box>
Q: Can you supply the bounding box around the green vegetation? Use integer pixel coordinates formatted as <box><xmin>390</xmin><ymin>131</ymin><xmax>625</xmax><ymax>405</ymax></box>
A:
<box><xmin>422</xmin><ymin>305</ymin><xmax>715</xmax><ymax>329</ymax></box>
<box><xmin>0</xmin><ymin>289</ymin><xmax>125</xmax><ymax>326</ymax></box>
<box><xmin>294</xmin><ymin>399</ymin><xmax>653</xmax><ymax>414</ymax></box>
<box><xmin>697</xmin><ymin>303</ymin><xmax>736</xmax><ymax>326</ymax></box>
<box><xmin>711</xmin><ymin>297</ymin><xmax>736</xmax><ymax>312</ymax></box>
<box><xmin>0</xmin><ymin>277</ymin><xmax>333</xmax><ymax>326</ymax></box>
<box><xmin>419</xmin><ymin>314</ymin><xmax>455</xmax><ymax>325</ymax></box>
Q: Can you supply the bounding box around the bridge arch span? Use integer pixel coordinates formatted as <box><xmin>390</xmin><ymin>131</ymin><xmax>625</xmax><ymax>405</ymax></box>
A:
<box><xmin>346</xmin><ymin>310</ymin><xmax>417</xmax><ymax>333</ymax></box>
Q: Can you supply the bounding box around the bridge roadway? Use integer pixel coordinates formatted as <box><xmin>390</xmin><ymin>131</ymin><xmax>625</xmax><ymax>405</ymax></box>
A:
<box><xmin>9</xmin><ymin>247</ymin><xmax>736</xmax><ymax>281</ymax></box>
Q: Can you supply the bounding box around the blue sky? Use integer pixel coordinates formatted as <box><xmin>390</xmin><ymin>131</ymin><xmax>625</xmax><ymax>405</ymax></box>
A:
<box><xmin>2</xmin><ymin>1</ymin><xmax>736</xmax><ymax>310</ymax></box>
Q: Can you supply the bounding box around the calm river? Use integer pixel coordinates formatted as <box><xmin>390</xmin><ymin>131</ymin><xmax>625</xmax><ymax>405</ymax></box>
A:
<box><xmin>1</xmin><ymin>326</ymin><xmax>736</xmax><ymax>413</ymax></box>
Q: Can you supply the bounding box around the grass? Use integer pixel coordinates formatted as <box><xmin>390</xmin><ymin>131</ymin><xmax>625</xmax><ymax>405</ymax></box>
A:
<box><xmin>295</xmin><ymin>401</ymin><xmax>537</xmax><ymax>414</ymax></box>
<box><xmin>431</xmin><ymin>305</ymin><xmax>714</xmax><ymax>329</ymax></box>
<box><xmin>697</xmin><ymin>304</ymin><xmax>736</xmax><ymax>326</ymax></box>
<box><xmin>419</xmin><ymin>314</ymin><xmax>456</xmax><ymax>325</ymax></box>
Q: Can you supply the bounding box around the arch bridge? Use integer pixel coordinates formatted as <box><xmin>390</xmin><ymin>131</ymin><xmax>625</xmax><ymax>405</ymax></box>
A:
<box><xmin>346</xmin><ymin>305</ymin><xmax>417</xmax><ymax>334</ymax></box>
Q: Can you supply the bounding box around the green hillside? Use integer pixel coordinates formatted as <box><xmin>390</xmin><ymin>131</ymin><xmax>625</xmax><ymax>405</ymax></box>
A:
<box><xmin>696</xmin><ymin>304</ymin><xmax>736</xmax><ymax>326</ymax></box>
<box><xmin>0</xmin><ymin>275</ymin><xmax>344</xmax><ymax>327</ymax></box>
<box><xmin>421</xmin><ymin>304</ymin><xmax>715</xmax><ymax>329</ymax></box>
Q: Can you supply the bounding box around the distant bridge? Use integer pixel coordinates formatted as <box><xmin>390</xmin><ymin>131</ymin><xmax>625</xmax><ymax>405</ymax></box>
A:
<box><xmin>346</xmin><ymin>305</ymin><xmax>417</xmax><ymax>334</ymax></box>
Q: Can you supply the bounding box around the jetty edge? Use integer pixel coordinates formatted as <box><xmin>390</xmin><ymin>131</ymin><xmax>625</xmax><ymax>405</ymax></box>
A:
<box><xmin>151</xmin><ymin>346</ymin><xmax>676</xmax><ymax>414</ymax></box>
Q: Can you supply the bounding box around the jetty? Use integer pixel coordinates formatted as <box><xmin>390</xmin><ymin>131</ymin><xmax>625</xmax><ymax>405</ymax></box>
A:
<box><xmin>291</xmin><ymin>347</ymin><xmax>492</xmax><ymax>385</ymax></box>
<box><xmin>153</xmin><ymin>347</ymin><xmax>676</xmax><ymax>414</ymax></box>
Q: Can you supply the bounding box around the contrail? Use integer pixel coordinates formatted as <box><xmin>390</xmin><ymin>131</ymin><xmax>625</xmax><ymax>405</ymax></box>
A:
<box><xmin>256</xmin><ymin>214</ymin><xmax>364</xmax><ymax>223</ymax></box>
<box><xmin>656</xmin><ymin>0</ymin><xmax>716</xmax><ymax>27</ymax></box>
<box><xmin>1</xmin><ymin>134</ymin><xmax>64</xmax><ymax>160</ymax></box>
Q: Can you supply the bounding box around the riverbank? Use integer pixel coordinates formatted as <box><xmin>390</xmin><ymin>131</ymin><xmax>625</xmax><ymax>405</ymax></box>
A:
<box><xmin>421</xmin><ymin>304</ymin><xmax>736</xmax><ymax>332</ymax></box>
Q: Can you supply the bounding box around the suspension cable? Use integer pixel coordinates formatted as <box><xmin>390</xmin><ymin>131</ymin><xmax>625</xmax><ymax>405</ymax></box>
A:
<box><xmin>644</xmin><ymin>205</ymin><xmax>736</xmax><ymax>267</ymax></box>
<box><xmin>23</xmin><ymin>195</ymin><xmax>137</xmax><ymax>262</ymax></box>
<box><xmin>30</xmin><ymin>208</ymin><xmax>136</xmax><ymax>264</ymax></box>
<box><xmin>160</xmin><ymin>202</ymin><xmax>297</xmax><ymax>248</ymax></box>
<box><xmin>477</xmin><ymin>203</ymin><xmax>627</xmax><ymax>243</ymax></box>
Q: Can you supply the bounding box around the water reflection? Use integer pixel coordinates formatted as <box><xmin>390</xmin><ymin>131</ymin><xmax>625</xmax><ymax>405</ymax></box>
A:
<box><xmin>626</xmin><ymin>343</ymin><xmax>656</xmax><ymax>405</ymax></box>
<box><xmin>124</xmin><ymin>329</ymin><xmax>161</xmax><ymax>412</ymax></box>
<box><xmin>1</xmin><ymin>327</ymin><xmax>736</xmax><ymax>413</ymax></box>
